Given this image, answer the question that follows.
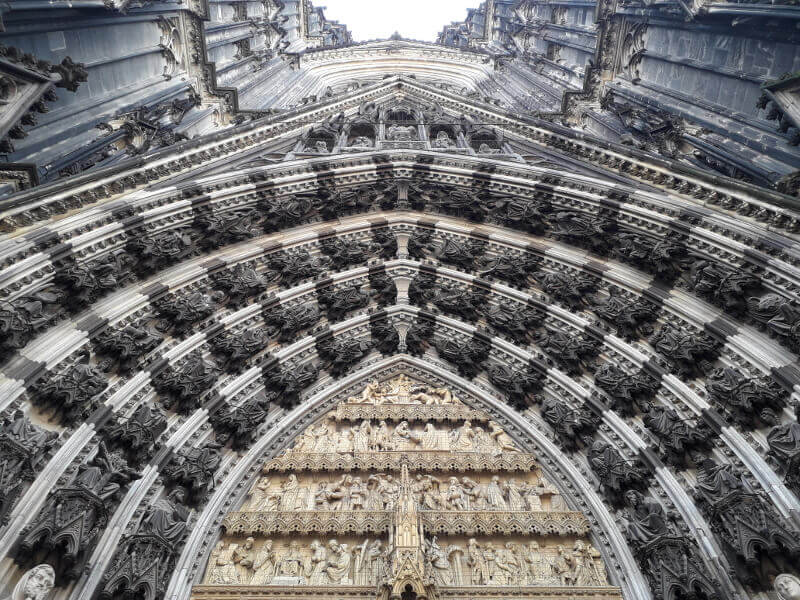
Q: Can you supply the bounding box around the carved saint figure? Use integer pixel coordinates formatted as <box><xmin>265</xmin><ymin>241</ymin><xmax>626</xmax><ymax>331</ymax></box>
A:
<box><xmin>233</xmin><ymin>537</ymin><xmax>256</xmax><ymax>582</ymax></box>
<box><xmin>451</xmin><ymin>420</ymin><xmax>475</xmax><ymax>451</ymax></box>
<box><xmin>10</xmin><ymin>564</ymin><xmax>55</xmax><ymax>600</ymax></box>
<box><xmin>324</xmin><ymin>540</ymin><xmax>351</xmax><ymax>583</ymax></box>
<box><xmin>307</xmin><ymin>540</ymin><xmax>328</xmax><ymax>584</ymax></box>
<box><xmin>432</xmin><ymin>130</ymin><xmax>456</xmax><ymax>149</ymax></box>
<box><xmin>386</xmin><ymin>124</ymin><xmax>417</xmax><ymax>141</ymax></box>
<box><xmin>425</xmin><ymin>537</ymin><xmax>453</xmax><ymax>585</ymax></box>
<box><xmin>277</xmin><ymin>541</ymin><xmax>304</xmax><ymax>577</ymax></box>
<box><xmin>279</xmin><ymin>475</ymin><xmax>302</xmax><ymax>510</ymax></box>
<box><xmin>489</xmin><ymin>421</ymin><xmax>518</xmax><ymax>453</ymax></box>
<box><xmin>776</xmin><ymin>574</ymin><xmax>800</xmax><ymax>600</ymax></box>
<box><xmin>467</xmin><ymin>538</ymin><xmax>488</xmax><ymax>585</ymax></box>
<box><xmin>206</xmin><ymin>542</ymin><xmax>239</xmax><ymax>584</ymax></box>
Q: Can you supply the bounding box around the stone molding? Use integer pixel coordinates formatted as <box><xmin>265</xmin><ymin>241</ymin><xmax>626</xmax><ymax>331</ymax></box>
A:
<box><xmin>335</xmin><ymin>403</ymin><xmax>489</xmax><ymax>423</ymax></box>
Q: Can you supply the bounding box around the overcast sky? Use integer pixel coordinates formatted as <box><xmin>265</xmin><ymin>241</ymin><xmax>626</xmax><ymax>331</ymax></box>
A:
<box><xmin>319</xmin><ymin>0</ymin><xmax>476</xmax><ymax>42</ymax></box>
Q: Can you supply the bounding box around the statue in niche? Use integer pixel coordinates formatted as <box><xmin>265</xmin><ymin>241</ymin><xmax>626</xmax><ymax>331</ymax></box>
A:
<box><xmin>350</xmin><ymin>136</ymin><xmax>373</xmax><ymax>148</ymax></box>
<box><xmin>233</xmin><ymin>537</ymin><xmax>256</xmax><ymax>582</ymax></box>
<box><xmin>206</xmin><ymin>542</ymin><xmax>239</xmax><ymax>584</ymax></box>
<box><xmin>776</xmin><ymin>574</ymin><xmax>800</xmax><ymax>600</ymax></box>
<box><xmin>489</xmin><ymin>421</ymin><xmax>518</xmax><ymax>453</ymax></box>
<box><xmin>478</xmin><ymin>143</ymin><xmax>501</xmax><ymax>154</ymax></box>
<box><xmin>251</xmin><ymin>540</ymin><xmax>276</xmax><ymax>585</ymax></box>
<box><xmin>467</xmin><ymin>538</ymin><xmax>488</xmax><ymax>584</ymax></box>
<box><xmin>386</xmin><ymin>124</ymin><xmax>417</xmax><ymax>141</ymax></box>
<box><xmin>8</xmin><ymin>564</ymin><xmax>55</xmax><ymax>600</ymax></box>
<box><xmin>623</xmin><ymin>490</ymin><xmax>670</xmax><ymax>545</ymax></box>
<box><xmin>323</xmin><ymin>540</ymin><xmax>351</xmax><ymax>583</ymax></box>
<box><xmin>140</xmin><ymin>488</ymin><xmax>189</xmax><ymax>543</ymax></box>
<box><xmin>432</xmin><ymin>130</ymin><xmax>456</xmax><ymax>149</ymax></box>
<box><xmin>307</xmin><ymin>540</ymin><xmax>328</xmax><ymax>584</ymax></box>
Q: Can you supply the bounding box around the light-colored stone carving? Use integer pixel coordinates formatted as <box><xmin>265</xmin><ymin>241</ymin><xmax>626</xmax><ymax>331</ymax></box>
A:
<box><xmin>197</xmin><ymin>376</ymin><xmax>618</xmax><ymax>599</ymax></box>
<box><xmin>776</xmin><ymin>574</ymin><xmax>800</xmax><ymax>600</ymax></box>
<box><xmin>8</xmin><ymin>564</ymin><xmax>55</xmax><ymax>600</ymax></box>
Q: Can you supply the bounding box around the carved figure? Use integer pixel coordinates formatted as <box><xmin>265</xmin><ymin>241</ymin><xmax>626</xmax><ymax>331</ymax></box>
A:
<box><xmin>9</xmin><ymin>564</ymin><xmax>55</xmax><ymax>600</ymax></box>
<box><xmin>776</xmin><ymin>574</ymin><xmax>800</xmax><ymax>600</ymax></box>
<box><xmin>251</xmin><ymin>540</ymin><xmax>276</xmax><ymax>585</ymax></box>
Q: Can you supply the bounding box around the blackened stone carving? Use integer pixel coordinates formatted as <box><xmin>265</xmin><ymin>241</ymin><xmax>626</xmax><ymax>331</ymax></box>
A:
<box><xmin>268</xmin><ymin>251</ymin><xmax>328</xmax><ymax>287</ymax></box>
<box><xmin>486</xmin><ymin>362</ymin><xmax>544</xmax><ymax>410</ymax></box>
<box><xmin>210</xmin><ymin>395</ymin><xmax>273</xmax><ymax>450</ymax></box>
<box><xmin>264</xmin><ymin>303</ymin><xmax>319</xmax><ymax>342</ymax></box>
<box><xmin>320</xmin><ymin>237</ymin><xmax>377</xmax><ymax>270</ymax></box>
<box><xmin>409</xmin><ymin>273</ymin><xmax>437</xmax><ymax>306</ymax></box>
<box><xmin>594</xmin><ymin>364</ymin><xmax>659</xmax><ymax>416</ymax></box>
<box><xmin>478</xmin><ymin>252</ymin><xmax>540</xmax><ymax>286</ymax></box>
<box><xmin>748</xmin><ymin>293</ymin><xmax>800</xmax><ymax>353</ymax></box>
<box><xmin>54</xmin><ymin>251</ymin><xmax>135</xmax><ymax>311</ymax></box>
<box><xmin>152</xmin><ymin>353</ymin><xmax>220</xmax><ymax>414</ymax></box>
<box><xmin>536</xmin><ymin>329</ymin><xmax>600</xmax><ymax>375</ymax></box>
<box><xmin>369</xmin><ymin>272</ymin><xmax>397</xmax><ymax>306</ymax></box>
<box><xmin>643</xmin><ymin>405</ymin><xmax>711</xmax><ymax>467</ymax></box>
<box><xmin>434</xmin><ymin>237</ymin><xmax>486</xmax><ymax>271</ymax></box>
<box><xmin>155</xmin><ymin>290</ymin><xmax>222</xmax><ymax>334</ymax></box>
<box><xmin>706</xmin><ymin>368</ymin><xmax>785</xmax><ymax>428</ymax></box>
<box><xmin>32</xmin><ymin>360</ymin><xmax>107</xmax><ymax>426</ymax></box>
<box><xmin>593</xmin><ymin>292</ymin><xmax>657</xmax><ymax>341</ymax></box>
<box><xmin>0</xmin><ymin>289</ymin><xmax>64</xmax><ymax>360</ymax></box>
<box><xmin>263</xmin><ymin>362</ymin><xmax>319</xmax><ymax>407</ymax></box>
<box><xmin>551</xmin><ymin>211</ymin><xmax>617</xmax><ymax>256</ymax></box>
<box><xmin>0</xmin><ymin>411</ymin><xmax>58</xmax><ymax>525</ymax></box>
<box><xmin>212</xmin><ymin>264</ymin><xmax>269</xmax><ymax>306</ymax></box>
<box><xmin>539</xmin><ymin>271</ymin><xmax>597</xmax><ymax>309</ymax></box>
<box><xmin>316</xmin><ymin>336</ymin><xmax>371</xmax><ymax>377</ymax></box>
<box><xmin>541</xmin><ymin>399</ymin><xmax>596</xmax><ymax>451</ymax></box>
<box><xmin>315</xmin><ymin>187</ymin><xmax>373</xmax><ymax>220</ymax></box>
<box><xmin>768</xmin><ymin>422</ymin><xmax>800</xmax><ymax>496</ymax></box>
<box><xmin>260</xmin><ymin>194</ymin><xmax>315</xmax><ymax>231</ymax></box>
<box><xmin>622</xmin><ymin>490</ymin><xmax>719</xmax><ymax>600</ymax></box>
<box><xmin>650</xmin><ymin>323</ymin><xmax>720</xmax><ymax>378</ymax></box>
<box><xmin>372</xmin><ymin>230</ymin><xmax>398</xmax><ymax>259</ymax></box>
<box><xmin>694</xmin><ymin>459</ymin><xmax>800</xmax><ymax>586</ymax></box>
<box><xmin>15</xmin><ymin>444</ymin><xmax>139</xmax><ymax>582</ymax></box>
<box><xmin>614</xmin><ymin>233</ymin><xmax>688</xmax><ymax>283</ymax></box>
<box><xmin>690</xmin><ymin>260</ymin><xmax>761</xmax><ymax>316</ymax></box>
<box><xmin>103</xmin><ymin>404</ymin><xmax>167</xmax><ymax>466</ymax></box>
<box><xmin>211</xmin><ymin>328</ymin><xmax>269</xmax><ymax>372</ymax></box>
<box><xmin>588</xmin><ymin>441</ymin><xmax>648</xmax><ymax>505</ymax></box>
<box><xmin>371</xmin><ymin>319</ymin><xmax>399</xmax><ymax>355</ymax></box>
<box><xmin>129</xmin><ymin>228</ymin><xmax>197</xmax><ymax>275</ymax></box>
<box><xmin>408</xmin><ymin>230</ymin><xmax>436</xmax><ymax>260</ymax></box>
<box><xmin>486</xmin><ymin>301</ymin><xmax>545</xmax><ymax>344</ymax></box>
<box><xmin>162</xmin><ymin>443</ymin><xmax>222</xmax><ymax>506</ymax></box>
<box><xmin>94</xmin><ymin>324</ymin><xmax>163</xmax><ymax>373</ymax></box>
<box><xmin>406</xmin><ymin>319</ymin><xmax>435</xmax><ymax>356</ymax></box>
<box><xmin>431</xmin><ymin>284</ymin><xmax>487</xmax><ymax>322</ymax></box>
<box><xmin>491</xmin><ymin>196</ymin><xmax>551</xmax><ymax>234</ymax></box>
<box><xmin>317</xmin><ymin>283</ymin><xmax>371</xmax><ymax>322</ymax></box>
<box><xmin>196</xmin><ymin>209</ymin><xmax>262</xmax><ymax>249</ymax></box>
<box><xmin>99</xmin><ymin>489</ymin><xmax>190</xmax><ymax>600</ymax></box>
<box><xmin>429</xmin><ymin>188</ymin><xmax>488</xmax><ymax>222</ymax></box>
<box><xmin>434</xmin><ymin>336</ymin><xmax>490</xmax><ymax>379</ymax></box>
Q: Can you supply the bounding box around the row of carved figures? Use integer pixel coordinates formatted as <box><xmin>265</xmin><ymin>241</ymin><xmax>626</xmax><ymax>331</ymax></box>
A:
<box><xmin>345</xmin><ymin>377</ymin><xmax>461</xmax><ymax>405</ymax></box>
<box><xmin>289</xmin><ymin>419</ymin><xmax>519</xmax><ymax>454</ymax></box>
<box><xmin>204</xmin><ymin>537</ymin><xmax>606</xmax><ymax>588</ymax></box>
<box><xmin>246</xmin><ymin>474</ymin><xmax>563</xmax><ymax>512</ymax></box>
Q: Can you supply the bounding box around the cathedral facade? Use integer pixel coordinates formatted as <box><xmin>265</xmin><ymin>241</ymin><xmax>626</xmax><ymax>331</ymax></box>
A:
<box><xmin>1</xmin><ymin>3</ymin><xmax>800</xmax><ymax>600</ymax></box>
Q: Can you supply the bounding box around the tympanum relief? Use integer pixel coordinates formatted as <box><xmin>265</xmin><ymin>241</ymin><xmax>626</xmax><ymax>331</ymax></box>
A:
<box><xmin>193</xmin><ymin>376</ymin><xmax>620</xmax><ymax>600</ymax></box>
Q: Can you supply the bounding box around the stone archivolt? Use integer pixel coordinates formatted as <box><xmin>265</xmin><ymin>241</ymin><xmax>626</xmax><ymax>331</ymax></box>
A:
<box><xmin>194</xmin><ymin>376</ymin><xmax>617</xmax><ymax>600</ymax></box>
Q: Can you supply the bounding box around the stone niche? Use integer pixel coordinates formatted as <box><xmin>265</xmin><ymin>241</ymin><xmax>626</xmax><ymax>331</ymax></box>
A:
<box><xmin>191</xmin><ymin>375</ymin><xmax>622</xmax><ymax>600</ymax></box>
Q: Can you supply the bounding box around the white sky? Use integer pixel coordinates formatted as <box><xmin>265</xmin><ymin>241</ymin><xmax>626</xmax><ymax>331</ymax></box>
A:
<box><xmin>319</xmin><ymin>0</ymin><xmax>477</xmax><ymax>42</ymax></box>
